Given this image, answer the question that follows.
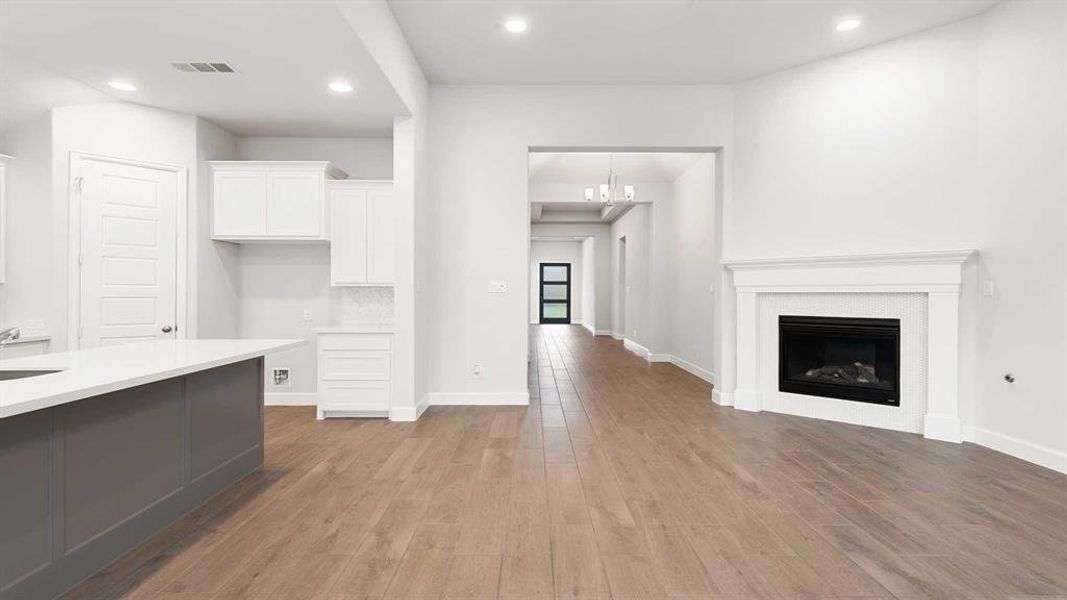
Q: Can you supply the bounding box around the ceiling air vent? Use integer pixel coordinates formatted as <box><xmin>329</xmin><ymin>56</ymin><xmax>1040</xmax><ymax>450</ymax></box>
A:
<box><xmin>170</xmin><ymin>61</ymin><xmax>237</xmax><ymax>73</ymax></box>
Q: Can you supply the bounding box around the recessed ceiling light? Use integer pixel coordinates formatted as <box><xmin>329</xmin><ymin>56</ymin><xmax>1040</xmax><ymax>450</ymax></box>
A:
<box><xmin>328</xmin><ymin>80</ymin><xmax>354</xmax><ymax>93</ymax></box>
<box><xmin>836</xmin><ymin>19</ymin><xmax>862</xmax><ymax>32</ymax></box>
<box><xmin>108</xmin><ymin>81</ymin><xmax>137</xmax><ymax>92</ymax></box>
<box><xmin>504</xmin><ymin>18</ymin><xmax>528</xmax><ymax>33</ymax></box>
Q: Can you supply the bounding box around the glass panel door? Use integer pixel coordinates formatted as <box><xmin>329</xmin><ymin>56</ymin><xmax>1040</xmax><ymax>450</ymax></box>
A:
<box><xmin>539</xmin><ymin>263</ymin><xmax>571</xmax><ymax>324</ymax></box>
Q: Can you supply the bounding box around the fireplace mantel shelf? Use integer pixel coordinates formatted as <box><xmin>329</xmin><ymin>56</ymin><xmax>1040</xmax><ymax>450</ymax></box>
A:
<box><xmin>722</xmin><ymin>250</ymin><xmax>976</xmax><ymax>269</ymax></box>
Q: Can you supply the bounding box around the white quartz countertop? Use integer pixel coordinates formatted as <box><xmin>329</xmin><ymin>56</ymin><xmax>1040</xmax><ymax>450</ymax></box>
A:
<box><xmin>0</xmin><ymin>339</ymin><xmax>304</xmax><ymax>419</ymax></box>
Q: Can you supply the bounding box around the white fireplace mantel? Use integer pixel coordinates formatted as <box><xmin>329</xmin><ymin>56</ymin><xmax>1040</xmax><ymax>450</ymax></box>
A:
<box><xmin>724</xmin><ymin>250</ymin><xmax>977</xmax><ymax>443</ymax></box>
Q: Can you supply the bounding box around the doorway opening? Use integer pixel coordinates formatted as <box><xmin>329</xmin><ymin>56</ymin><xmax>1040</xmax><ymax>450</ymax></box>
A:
<box><xmin>526</xmin><ymin>147</ymin><xmax>723</xmax><ymax>390</ymax></box>
<box><xmin>538</xmin><ymin>263</ymin><xmax>571</xmax><ymax>324</ymax></box>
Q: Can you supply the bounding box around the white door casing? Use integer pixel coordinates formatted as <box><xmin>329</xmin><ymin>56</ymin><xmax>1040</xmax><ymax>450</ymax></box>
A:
<box><xmin>70</xmin><ymin>154</ymin><xmax>185</xmax><ymax>349</ymax></box>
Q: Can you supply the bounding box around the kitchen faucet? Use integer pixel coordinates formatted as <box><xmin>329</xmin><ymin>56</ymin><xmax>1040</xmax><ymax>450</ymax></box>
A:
<box><xmin>0</xmin><ymin>327</ymin><xmax>21</xmax><ymax>345</ymax></box>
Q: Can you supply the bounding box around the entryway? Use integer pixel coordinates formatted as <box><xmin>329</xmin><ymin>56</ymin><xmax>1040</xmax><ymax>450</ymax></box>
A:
<box><xmin>538</xmin><ymin>262</ymin><xmax>571</xmax><ymax>324</ymax></box>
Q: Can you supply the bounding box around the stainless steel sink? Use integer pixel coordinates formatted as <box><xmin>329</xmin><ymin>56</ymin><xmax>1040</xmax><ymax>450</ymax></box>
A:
<box><xmin>0</xmin><ymin>369</ymin><xmax>63</xmax><ymax>381</ymax></box>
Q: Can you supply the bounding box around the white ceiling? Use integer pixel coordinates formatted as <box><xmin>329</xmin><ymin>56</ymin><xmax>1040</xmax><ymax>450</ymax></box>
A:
<box><xmin>530</xmin><ymin>152</ymin><xmax>704</xmax><ymax>184</ymax></box>
<box><xmin>0</xmin><ymin>1</ymin><xmax>405</xmax><ymax>137</ymax></box>
<box><xmin>0</xmin><ymin>53</ymin><xmax>112</xmax><ymax>134</ymax></box>
<box><xmin>388</xmin><ymin>0</ymin><xmax>996</xmax><ymax>84</ymax></box>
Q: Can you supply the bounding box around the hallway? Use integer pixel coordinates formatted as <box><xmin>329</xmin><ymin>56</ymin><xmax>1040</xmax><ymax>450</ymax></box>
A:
<box><xmin>63</xmin><ymin>325</ymin><xmax>1067</xmax><ymax>599</ymax></box>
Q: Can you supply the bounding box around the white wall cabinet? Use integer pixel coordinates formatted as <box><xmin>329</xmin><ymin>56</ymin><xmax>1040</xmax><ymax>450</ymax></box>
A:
<box><xmin>328</xmin><ymin>180</ymin><xmax>394</xmax><ymax>286</ymax></box>
<box><xmin>316</xmin><ymin>330</ymin><xmax>393</xmax><ymax>419</ymax></box>
<box><xmin>210</xmin><ymin>161</ymin><xmax>346</xmax><ymax>242</ymax></box>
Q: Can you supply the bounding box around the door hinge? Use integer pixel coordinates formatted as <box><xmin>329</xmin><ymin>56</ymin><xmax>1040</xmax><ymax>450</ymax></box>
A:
<box><xmin>77</xmin><ymin>327</ymin><xmax>83</xmax><ymax>340</ymax></box>
<box><xmin>73</xmin><ymin>177</ymin><xmax>84</xmax><ymax>194</ymax></box>
<box><xmin>77</xmin><ymin>252</ymin><xmax>84</xmax><ymax>266</ymax></box>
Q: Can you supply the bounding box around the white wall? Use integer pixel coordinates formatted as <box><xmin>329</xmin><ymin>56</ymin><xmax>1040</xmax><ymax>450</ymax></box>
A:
<box><xmin>528</xmin><ymin>240</ymin><xmax>583</xmax><ymax>324</ymax></box>
<box><xmin>972</xmin><ymin>1</ymin><xmax>1066</xmax><ymax>468</ymax></box>
<box><xmin>194</xmin><ymin>118</ymin><xmax>239</xmax><ymax>338</ymax></box>
<box><xmin>611</xmin><ymin>205</ymin><xmax>652</xmax><ymax>346</ymax></box>
<box><xmin>427</xmin><ymin>86</ymin><xmax>731</xmax><ymax>400</ymax></box>
<box><xmin>235</xmin><ymin>137</ymin><xmax>392</xmax><ymax>179</ymax></box>
<box><xmin>667</xmin><ymin>156</ymin><xmax>717</xmax><ymax>374</ymax></box>
<box><xmin>730</xmin><ymin>2</ymin><xmax>1066</xmax><ymax>469</ymax></box>
<box><xmin>531</xmin><ymin>223</ymin><xmax>612</xmax><ymax>333</ymax></box>
<box><xmin>581</xmin><ymin>237</ymin><xmax>595</xmax><ymax>330</ymax></box>
<box><xmin>234</xmin><ymin>136</ymin><xmax>394</xmax><ymax>399</ymax></box>
<box><xmin>238</xmin><ymin>244</ymin><xmax>342</xmax><ymax>398</ymax></box>
<box><xmin>0</xmin><ymin>113</ymin><xmax>52</xmax><ymax>337</ymax></box>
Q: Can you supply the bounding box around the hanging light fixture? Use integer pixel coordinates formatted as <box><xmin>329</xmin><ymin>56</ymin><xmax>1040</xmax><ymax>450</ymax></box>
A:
<box><xmin>581</xmin><ymin>155</ymin><xmax>635</xmax><ymax>205</ymax></box>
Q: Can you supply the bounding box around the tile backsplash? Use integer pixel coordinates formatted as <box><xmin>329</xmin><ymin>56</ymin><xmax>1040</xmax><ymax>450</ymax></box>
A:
<box><xmin>339</xmin><ymin>287</ymin><xmax>394</xmax><ymax>325</ymax></box>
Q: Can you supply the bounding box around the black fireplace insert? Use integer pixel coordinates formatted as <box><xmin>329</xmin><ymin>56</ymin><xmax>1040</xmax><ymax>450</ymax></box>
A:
<box><xmin>778</xmin><ymin>315</ymin><xmax>900</xmax><ymax>406</ymax></box>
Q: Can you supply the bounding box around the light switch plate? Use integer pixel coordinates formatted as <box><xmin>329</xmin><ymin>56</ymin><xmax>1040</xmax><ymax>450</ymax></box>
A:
<box><xmin>488</xmin><ymin>281</ymin><xmax>507</xmax><ymax>294</ymax></box>
<box><xmin>982</xmin><ymin>280</ymin><xmax>995</xmax><ymax>297</ymax></box>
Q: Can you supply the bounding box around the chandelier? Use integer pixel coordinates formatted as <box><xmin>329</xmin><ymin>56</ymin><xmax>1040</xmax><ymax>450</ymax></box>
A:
<box><xmin>584</xmin><ymin>155</ymin><xmax>635</xmax><ymax>207</ymax></box>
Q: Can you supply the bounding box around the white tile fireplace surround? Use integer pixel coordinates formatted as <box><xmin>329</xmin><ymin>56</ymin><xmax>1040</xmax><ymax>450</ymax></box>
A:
<box><xmin>724</xmin><ymin>250</ymin><xmax>976</xmax><ymax>443</ymax></box>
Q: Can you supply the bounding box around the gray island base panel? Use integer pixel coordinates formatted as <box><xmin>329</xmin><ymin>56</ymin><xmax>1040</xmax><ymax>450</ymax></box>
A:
<box><xmin>0</xmin><ymin>358</ymin><xmax>265</xmax><ymax>600</ymax></box>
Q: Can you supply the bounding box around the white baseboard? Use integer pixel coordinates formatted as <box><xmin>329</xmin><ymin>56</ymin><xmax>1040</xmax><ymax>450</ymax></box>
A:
<box><xmin>594</xmin><ymin>330</ymin><xmax>613</xmax><ymax>336</ymax></box>
<box><xmin>669</xmin><ymin>355</ymin><xmax>715</xmax><ymax>384</ymax></box>
<box><xmin>428</xmin><ymin>391</ymin><xmax>530</xmax><ymax>406</ymax></box>
<box><xmin>610</xmin><ymin>332</ymin><xmax>624</xmax><ymax>340</ymax></box>
<box><xmin>623</xmin><ymin>338</ymin><xmax>650</xmax><ymax>360</ymax></box>
<box><xmin>964</xmin><ymin>426</ymin><xmax>1067</xmax><ymax>474</ymax></box>
<box><xmin>645</xmin><ymin>352</ymin><xmax>715</xmax><ymax>385</ymax></box>
<box><xmin>264</xmin><ymin>392</ymin><xmax>317</xmax><ymax>406</ymax></box>
<box><xmin>390</xmin><ymin>394</ymin><xmax>430</xmax><ymax>422</ymax></box>
<box><xmin>581</xmin><ymin>322</ymin><xmax>595</xmax><ymax>335</ymax></box>
<box><xmin>712</xmin><ymin>389</ymin><xmax>733</xmax><ymax>406</ymax></box>
<box><xmin>734</xmin><ymin>389</ymin><xmax>762</xmax><ymax>412</ymax></box>
<box><xmin>923</xmin><ymin>414</ymin><xmax>962</xmax><ymax>443</ymax></box>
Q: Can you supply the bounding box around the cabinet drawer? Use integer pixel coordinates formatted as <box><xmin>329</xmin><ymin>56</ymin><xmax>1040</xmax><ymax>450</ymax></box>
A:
<box><xmin>317</xmin><ymin>333</ymin><xmax>391</xmax><ymax>351</ymax></box>
<box><xmin>318</xmin><ymin>350</ymin><xmax>390</xmax><ymax>381</ymax></box>
<box><xmin>319</xmin><ymin>381</ymin><xmax>390</xmax><ymax>412</ymax></box>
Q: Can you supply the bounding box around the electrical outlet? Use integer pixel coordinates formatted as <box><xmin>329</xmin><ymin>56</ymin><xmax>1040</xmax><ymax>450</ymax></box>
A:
<box><xmin>302</xmin><ymin>309</ymin><xmax>313</xmax><ymax>322</ymax></box>
<box><xmin>982</xmin><ymin>280</ymin><xmax>995</xmax><ymax>297</ymax></box>
<box><xmin>272</xmin><ymin>368</ymin><xmax>291</xmax><ymax>387</ymax></box>
<box><xmin>472</xmin><ymin>363</ymin><xmax>483</xmax><ymax>379</ymax></box>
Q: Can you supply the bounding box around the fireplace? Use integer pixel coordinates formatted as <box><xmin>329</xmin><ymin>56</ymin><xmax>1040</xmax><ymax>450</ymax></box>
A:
<box><xmin>778</xmin><ymin>315</ymin><xmax>900</xmax><ymax>406</ymax></box>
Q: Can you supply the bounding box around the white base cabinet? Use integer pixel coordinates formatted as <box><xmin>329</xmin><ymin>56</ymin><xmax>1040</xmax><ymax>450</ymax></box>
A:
<box><xmin>329</xmin><ymin>180</ymin><xmax>394</xmax><ymax>286</ymax></box>
<box><xmin>316</xmin><ymin>329</ymin><xmax>393</xmax><ymax>419</ymax></box>
<box><xmin>210</xmin><ymin>161</ymin><xmax>347</xmax><ymax>242</ymax></box>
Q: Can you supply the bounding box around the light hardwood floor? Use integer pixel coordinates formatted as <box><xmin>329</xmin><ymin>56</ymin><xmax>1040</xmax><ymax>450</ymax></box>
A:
<box><xmin>63</xmin><ymin>325</ymin><xmax>1067</xmax><ymax>600</ymax></box>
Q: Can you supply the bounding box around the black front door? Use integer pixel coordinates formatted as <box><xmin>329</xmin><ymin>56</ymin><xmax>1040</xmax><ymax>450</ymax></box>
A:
<box><xmin>539</xmin><ymin>263</ymin><xmax>571</xmax><ymax>324</ymax></box>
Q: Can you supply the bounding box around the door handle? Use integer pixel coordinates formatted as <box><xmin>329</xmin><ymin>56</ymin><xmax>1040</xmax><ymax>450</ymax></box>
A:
<box><xmin>161</xmin><ymin>325</ymin><xmax>173</xmax><ymax>333</ymax></box>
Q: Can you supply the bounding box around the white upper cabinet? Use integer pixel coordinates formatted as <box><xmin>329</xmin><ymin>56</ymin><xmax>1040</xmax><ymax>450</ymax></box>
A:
<box><xmin>210</xmin><ymin>161</ymin><xmax>346</xmax><ymax>242</ymax></box>
<box><xmin>329</xmin><ymin>180</ymin><xmax>394</xmax><ymax>286</ymax></box>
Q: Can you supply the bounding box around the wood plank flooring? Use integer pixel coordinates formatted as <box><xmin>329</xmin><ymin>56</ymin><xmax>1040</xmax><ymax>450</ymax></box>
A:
<box><xmin>62</xmin><ymin>325</ymin><xmax>1067</xmax><ymax>600</ymax></box>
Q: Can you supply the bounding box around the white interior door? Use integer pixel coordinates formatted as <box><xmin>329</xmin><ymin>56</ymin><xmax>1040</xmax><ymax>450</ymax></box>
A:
<box><xmin>75</xmin><ymin>156</ymin><xmax>179</xmax><ymax>348</ymax></box>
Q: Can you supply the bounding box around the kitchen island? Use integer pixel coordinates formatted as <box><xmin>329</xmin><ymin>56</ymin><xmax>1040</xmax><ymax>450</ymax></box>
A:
<box><xmin>0</xmin><ymin>339</ymin><xmax>303</xmax><ymax>600</ymax></box>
